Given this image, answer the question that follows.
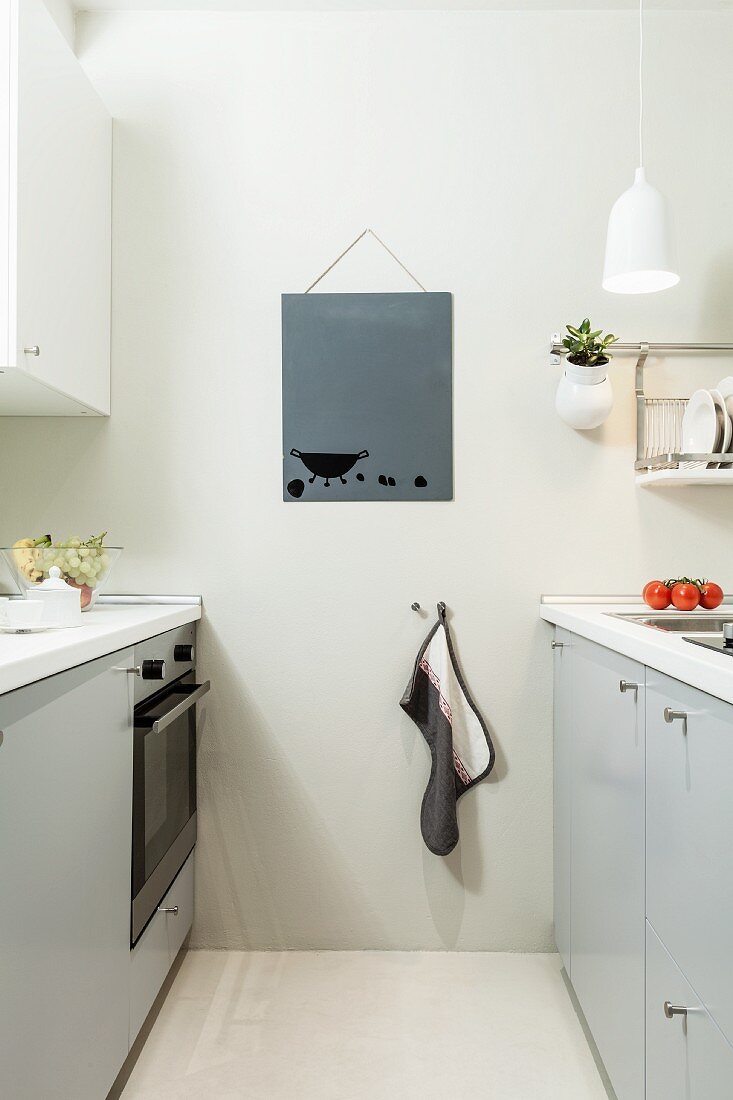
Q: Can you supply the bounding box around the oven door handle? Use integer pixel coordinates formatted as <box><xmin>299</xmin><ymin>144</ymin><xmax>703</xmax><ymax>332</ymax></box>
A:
<box><xmin>136</xmin><ymin>681</ymin><xmax>210</xmax><ymax>734</ymax></box>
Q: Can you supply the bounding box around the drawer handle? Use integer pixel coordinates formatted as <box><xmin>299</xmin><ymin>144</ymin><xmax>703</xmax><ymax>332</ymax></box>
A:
<box><xmin>157</xmin><ymin>906</ymin><xmax>179</xmax><ymax>915</ymax></box>
<box><xmin>619</xmin><ymin>680</ymin><xmax>639</xmax><ymax>696</ymax></box>
<box><xmin>664</xmin><ymin>1001</ymin><xmax>688</xmax><ymax>1019</ymax></box>
<box><xmin>551</xmin><ymin>641</ymin><xmax>564</xmax><ymax>649</ymax></box>
<box><xmin>664</xmin><ymin>707</ymin><xmax>688</xmax><ymax>735</ymax></box>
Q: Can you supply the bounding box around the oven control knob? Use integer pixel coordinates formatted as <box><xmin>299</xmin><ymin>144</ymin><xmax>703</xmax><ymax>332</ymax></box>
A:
<box><xmin>141</xmin><ymin>659</ymin><xmax>166</xmax><ymax>680</ymax></box>
<box><xmin>174</xmin><ymin>644</ymin><xmax>195</xmax><ymax>663</ymax></box>
<box><xmin>724</xmin><ymin>623</ymin><xmax>733</xmax><ymax>647</ymax></box>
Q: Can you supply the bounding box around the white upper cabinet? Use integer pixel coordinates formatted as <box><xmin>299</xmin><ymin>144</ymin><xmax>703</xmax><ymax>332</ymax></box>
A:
<box><xmin>0</xmin><ymin>0</ymin><xmax>111</xmax><ymax>416</ymax></box>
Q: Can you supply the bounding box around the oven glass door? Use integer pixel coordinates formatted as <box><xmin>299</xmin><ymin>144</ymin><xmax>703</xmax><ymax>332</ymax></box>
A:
<box><xmin>132</xmin><ymin>675</ymin><xmax>207</xmax><ymax>943</ymax></box>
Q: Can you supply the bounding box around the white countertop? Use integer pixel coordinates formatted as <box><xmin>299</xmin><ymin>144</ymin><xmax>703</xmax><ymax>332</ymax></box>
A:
<box><xmin>0</xmin><ymin>599</ymin><xmax>201</xmax><ymax>696</ymax></box>
<box><xmin>540</xmin><ymin>597</ymin><xmax>733</xmax><ymax>706</ymax></box>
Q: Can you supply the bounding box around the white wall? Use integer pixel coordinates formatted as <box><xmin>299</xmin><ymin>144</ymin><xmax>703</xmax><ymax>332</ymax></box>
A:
<box><xmin>3</xmin><ymin>9</ymin><xmax>733</xmax><ymax>950</ymax></box>
<box><xmin>44</xmin><ymin>0</ymin><xmax>75</xmax><ymax>47</ymax></box>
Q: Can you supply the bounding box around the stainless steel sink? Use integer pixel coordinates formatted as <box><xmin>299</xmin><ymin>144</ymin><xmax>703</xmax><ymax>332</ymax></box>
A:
<box><xmin>608</xmin><ymin>612</ymin><xmax>733</xmax><ymax>634</ymax></box>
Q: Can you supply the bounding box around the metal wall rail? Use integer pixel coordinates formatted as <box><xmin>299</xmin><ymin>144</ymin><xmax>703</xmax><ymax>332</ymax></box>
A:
<box><xmin>551</xmin><ymin>339</ymin><xmax>733</xmax><ymax>359</ymax></box>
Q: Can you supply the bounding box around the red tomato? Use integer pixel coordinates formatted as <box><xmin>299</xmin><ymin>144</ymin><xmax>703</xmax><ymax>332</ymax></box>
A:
<box><xmin>670</xmin><ymin>582</ymin><xmax>700</xmax><ymax>612</ymax></box>
<box><xmin>643</xmin><ymin>581</ymin><xmax>672</xmax><ymax>610</ymax></box>
<box><xmin>699</xmin><ymin>582</ymin><xmax>724</xmax><ymax>610</ymax></box>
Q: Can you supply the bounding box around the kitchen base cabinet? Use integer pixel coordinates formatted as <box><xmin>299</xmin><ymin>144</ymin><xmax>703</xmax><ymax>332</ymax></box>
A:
<box><xmin>646</xmin><ymin>922</ymin><xmax>733</xmax><ymax>1099</ymax></box>
<box><xmin>569</xmin><ymin>636</ymin><xmax>645</xmax><ymax>1100</ymax></box>
<box><xmin>0</xmin><ymin>650</ymin><xmax>133</xmax><ymax>1100</ymax></box>
<box><xmin>647</xmin><ymin>671</ymin><xmax>733</xmax><ymax>1046</ymax></box>
<box><xmin>552</xmin><ymin>626</ymin><xmax>733</xmax><ymax>1100</ymax></box>
<box><xmin>130</xmin><ymin>852</ymin><xmax>194</xmax><ymax>1044</ymax></box>
<box><xmin>552</xmin><ymin>626</ymin><xmax>572</xmax><ymax>975</ymax></box>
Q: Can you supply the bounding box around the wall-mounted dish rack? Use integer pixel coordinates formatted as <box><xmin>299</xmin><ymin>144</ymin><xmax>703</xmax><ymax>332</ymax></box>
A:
<box><xmin>550</xmin><ymin>339</ymin><xmax>733</xmax><ymax>486</ymax></box>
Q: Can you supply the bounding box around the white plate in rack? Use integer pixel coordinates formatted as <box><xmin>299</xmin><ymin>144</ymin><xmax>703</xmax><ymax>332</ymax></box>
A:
<box><xmin>716</xmin><ymin>376</ymin><xmax>733</xmax><ymax>419</ymax></box>
<box><xmin>681</xmin><ymin>389</ymin><xmax>718</xmax><ymax>462</ymax></box>
<box><xmin>709</xmin><ymin>389</ymin><xmax>733</xmax><ymax>468</ymax></box>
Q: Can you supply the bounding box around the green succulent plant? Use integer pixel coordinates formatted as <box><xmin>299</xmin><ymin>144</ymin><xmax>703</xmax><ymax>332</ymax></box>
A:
<box><xmin>562</xmin><ymin>318</ymin><xmax>618</xmax><ymax>367</ymax></box>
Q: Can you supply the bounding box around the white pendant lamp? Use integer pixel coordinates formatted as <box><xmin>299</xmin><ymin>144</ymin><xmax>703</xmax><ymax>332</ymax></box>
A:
<box><xmin>602</xmin><ymin>0</ymin><xmax>679</xmax><ymax>294</ymax></box>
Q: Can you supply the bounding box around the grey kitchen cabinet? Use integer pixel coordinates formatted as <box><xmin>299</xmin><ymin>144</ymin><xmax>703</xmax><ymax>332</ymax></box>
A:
<box><xmin>552</xmin><ymin>626</ymin><xmax>572</xmax><ymax>976</ymax></box>
<box><xmin>0</xmin><ymin>648</ymin><xmax>134</xmax><ymax>1100</ymax></box>
<box><xmin>129</xmin><ymin>885</ymin><xmax>171</xmax><ymax>1047</ymax></box>
<box><xmin>552</xmin><ymin>627</ymin><xmax>733</xmax><ymax>1100</ymax></box>
<box><xmin>646</xmin><ymin>670</ymin><xmax>733</xmax><ymax>1047</ymax></box>
<box><xmin>130</xmin><ymin>852</ymin><xmax>194</xmax><ymax>1044</ymax></box>
<box><xmin>568</xmin><ymin>635</ymin><xmax>646</xmax><ymax>1100</ymax></box>
<box><xmin>646</xmin><ymin>922</ymin><xmax>733</xmax><ymax>1099</ymax></box>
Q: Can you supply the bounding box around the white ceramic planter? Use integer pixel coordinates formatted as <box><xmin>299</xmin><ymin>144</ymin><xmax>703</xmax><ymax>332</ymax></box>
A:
<box><xmin>555</xmin><ymin>361</ymin><xmax>613</xmax><ymax>430</ymax></box>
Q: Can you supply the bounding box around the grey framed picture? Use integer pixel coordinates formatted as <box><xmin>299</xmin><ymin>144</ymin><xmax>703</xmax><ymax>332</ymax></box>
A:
<box><xmin>282</xmin><ymin>292</ymin><xmax>453</xmax><ymax>501</ymax></box>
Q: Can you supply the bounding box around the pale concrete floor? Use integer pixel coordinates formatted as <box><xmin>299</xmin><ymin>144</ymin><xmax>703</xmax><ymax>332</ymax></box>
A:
<box><xmin>121</xmin><ymin>951</ymin><xmax>611</xmax><ymax>1100</ymax></box>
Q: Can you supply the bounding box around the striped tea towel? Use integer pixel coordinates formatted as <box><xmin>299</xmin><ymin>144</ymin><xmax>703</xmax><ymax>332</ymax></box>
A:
<box><xmin>400</xmin><ymin>603</ymin><xmax>495</xmax><ymax>855</ymax></box>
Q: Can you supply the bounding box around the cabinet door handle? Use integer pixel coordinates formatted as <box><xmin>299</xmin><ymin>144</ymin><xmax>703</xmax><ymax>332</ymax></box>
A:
<box><xmin>619</xmin><ymin>680</ymin><xmax>639</xmax><ymax>696</ymax></box>
<box><xmin>664</xmin><ymin>707</ymin><xmax>688</xmax><ymax>735</ymax></box>
<box><xmin>551</xmin><ymin>641</ymin><xmax>564</xmax><ymax>649</ymax></box>
<box><xmin>23</xmin><ymin>345</ymin><xmax>40</xmax><ymax>356</ymax></box>
<box><xmin>664</xmin><ymin>1001</ymin><xmax>688</xmax><ymax>1019</ymax></box>
<box><xmin>157</xmin><ymin>906</ymin><xmax>178</xmax><ymax>915</ymax></box>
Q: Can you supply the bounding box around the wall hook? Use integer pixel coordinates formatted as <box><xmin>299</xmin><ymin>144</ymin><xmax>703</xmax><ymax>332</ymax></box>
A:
<box><xmin>411</xmin><ymin>602</ymin><xmax>421</xmax><ymax>612</ymax></box>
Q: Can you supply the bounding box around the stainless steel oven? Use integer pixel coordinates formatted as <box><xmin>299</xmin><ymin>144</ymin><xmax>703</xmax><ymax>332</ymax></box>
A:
<box><xmin>131</xmin><ymin>624</ymin><xmax>209</xmax><ymax>945</ymax></box>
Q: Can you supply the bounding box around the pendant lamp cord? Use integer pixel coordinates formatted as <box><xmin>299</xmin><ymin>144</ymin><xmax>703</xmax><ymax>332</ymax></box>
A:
<box><xmin>638</xmin><ymin>0</ymin><xmax>644</xmax><ymax>168</ymax></box>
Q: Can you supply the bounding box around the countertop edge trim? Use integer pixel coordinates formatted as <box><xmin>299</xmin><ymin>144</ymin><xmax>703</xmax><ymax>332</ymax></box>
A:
<box><xmin>97</xmin><ymin>595</ymin><xmax>203</xmax><ymax>605</ymax></box>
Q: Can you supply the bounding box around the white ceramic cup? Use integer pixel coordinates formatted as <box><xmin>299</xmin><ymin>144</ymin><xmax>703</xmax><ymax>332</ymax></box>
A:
<box><xmin>7</xmin><ymin>600</ymin><xmax>44</xmax><ymax>627</ymax></box>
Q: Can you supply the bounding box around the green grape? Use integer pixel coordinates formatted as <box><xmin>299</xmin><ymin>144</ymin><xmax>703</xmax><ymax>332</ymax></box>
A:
<box><xmin>23</xmin><ymin>531</ymin><xmax>109</xmax><ymax>585</ymax></box>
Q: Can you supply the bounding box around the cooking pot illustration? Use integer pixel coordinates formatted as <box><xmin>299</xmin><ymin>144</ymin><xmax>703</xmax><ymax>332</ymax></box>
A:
<box><xmin>290</xmin><ymin>448</ymin><xmax>369</xmax><ymax>487</ymax></box>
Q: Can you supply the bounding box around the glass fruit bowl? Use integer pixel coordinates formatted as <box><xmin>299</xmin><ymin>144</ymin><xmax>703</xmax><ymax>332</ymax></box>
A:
<box><xmin>0</xmin><ymin>536</ymin><xmax>122</xmax><ymax>611</ymax></box>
